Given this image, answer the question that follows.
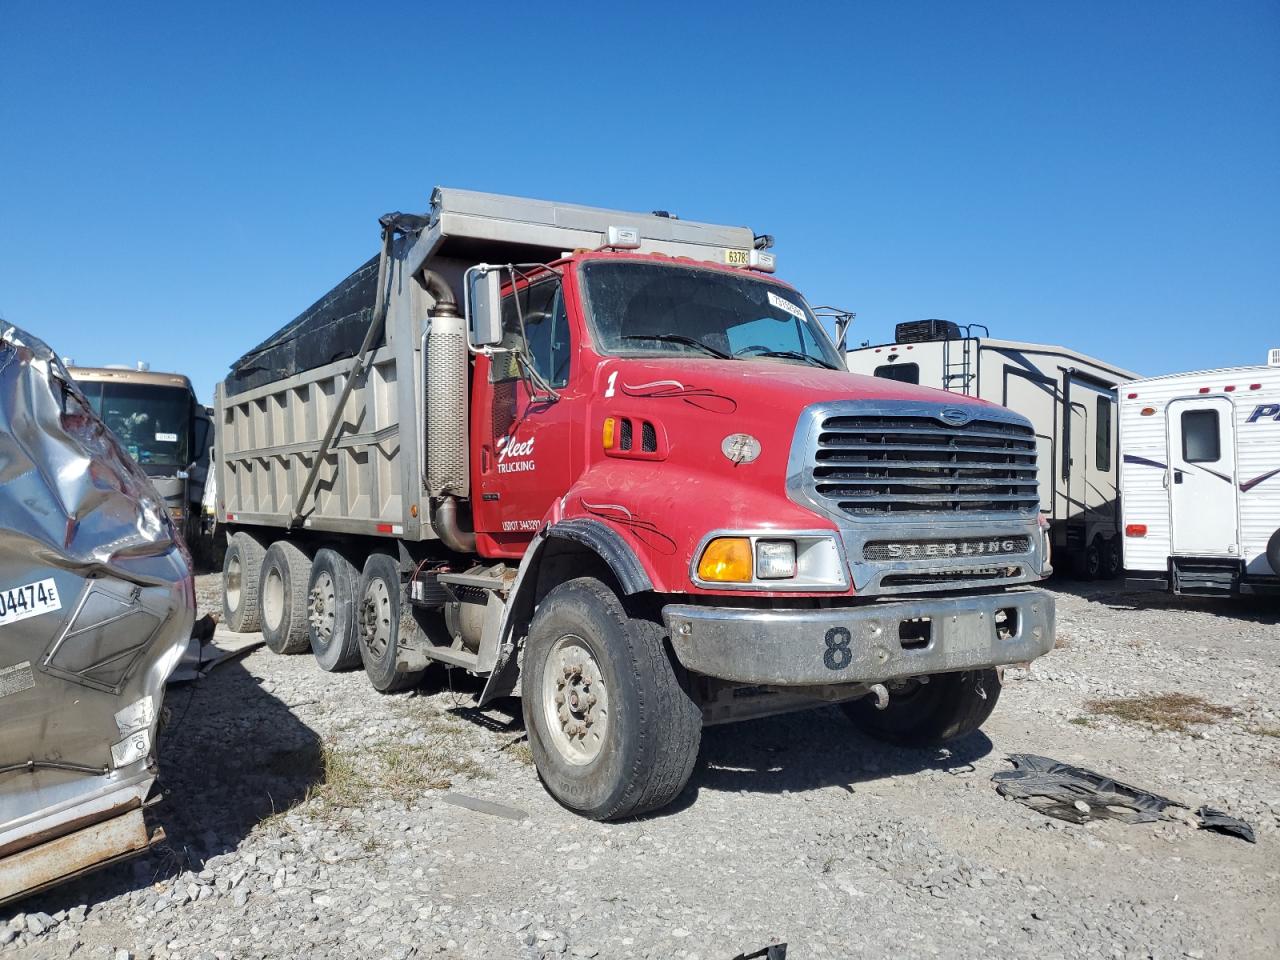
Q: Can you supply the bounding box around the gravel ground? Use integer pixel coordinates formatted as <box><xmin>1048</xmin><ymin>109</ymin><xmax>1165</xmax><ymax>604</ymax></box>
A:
<box><xmin>3</xmin><ymin>575</ymin><xmax>1278</xmax><ymax>959</ymax></box>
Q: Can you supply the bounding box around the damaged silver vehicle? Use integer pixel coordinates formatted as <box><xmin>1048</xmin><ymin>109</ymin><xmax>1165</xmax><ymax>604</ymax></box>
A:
<box><xmin>0</xmin><ymin>324</ymin><xmax>194</xmax><ymax>906</ymax></box>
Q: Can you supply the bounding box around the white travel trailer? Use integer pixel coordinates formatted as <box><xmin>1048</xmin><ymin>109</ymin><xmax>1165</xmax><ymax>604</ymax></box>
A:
<box><xmin>1119</xmin><ymin>349</ymin><xmax>1280</xmax><ymax>596</ymax></box>
<box><xmin>846</xmin><ymin>322</ymin><xmax>1137</xmax><ymax>579</ymax></box>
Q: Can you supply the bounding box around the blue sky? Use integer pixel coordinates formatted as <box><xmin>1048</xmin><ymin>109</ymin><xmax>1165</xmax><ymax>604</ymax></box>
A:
<box><xmin>2</xmin><ymin>2</ymin><xmax>1277</xmax><ymax>404</ymax></box>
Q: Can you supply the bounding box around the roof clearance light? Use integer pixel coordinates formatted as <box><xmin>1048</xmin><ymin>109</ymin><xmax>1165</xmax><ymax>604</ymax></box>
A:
<box><xmin>1225</xmin><ymin>385</ymin><xmax>1236</xmax><ymax>392</ymax></box>
<box><xmin>1141</xmin><ymin>407</ymin><xmax>1156</xmax><ymax>416</ymax></box>
<box><xmin>1198</xmin><ymin>387</ymin><xmax>1211</xmax><ymax>394</ymax></box>
<box><xmin>1125</xmin><ymin>524</ymin><xmax>1148</xmax><ymax>538</ymax></box>
<box><xmin>604</xmin><ymin>225</ymin><xmax>641</xmax><ymax>250</ymax></box>
<box><xmin>748</xmin><ymin>250</ymin><xmax>776</xmax><ymax>273</ymax></box>
<box><xmin>1127</xmin><ymin>392</ymin><xmax>1138</xmax><ymax>399</ymax></box>
<box><xmin>1251</xmin><ymin>383</ymin><xmax>1262</xmax><ymax>390</ymax></box>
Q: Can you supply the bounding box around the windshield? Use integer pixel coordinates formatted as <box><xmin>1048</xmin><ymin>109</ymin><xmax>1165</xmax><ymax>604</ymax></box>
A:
<box><xmin>580</xmin><ymin>261</ymin><xmax>844</xmax><ymax>369</ymax></box>
<box><xmin>80</xmin><ymin>382</ymin><xmax>192</xmax><ymax>469</ymax></box>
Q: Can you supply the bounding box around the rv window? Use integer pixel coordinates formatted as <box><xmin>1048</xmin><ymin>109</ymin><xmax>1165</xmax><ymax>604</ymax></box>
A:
<box><xmin>874</xmin><ymin>363</ymin><xmax>919</xmax><ymax>384</ymax></box>
<box><xmin>1181</xmin><ymin>409</ymin><xmax>1221</xmax><ymax>463</ymax></box>
<box><xmin>1095</xmin><ymin>396</ymin><xmax>1112</xmax><ymax>472</ymax></box>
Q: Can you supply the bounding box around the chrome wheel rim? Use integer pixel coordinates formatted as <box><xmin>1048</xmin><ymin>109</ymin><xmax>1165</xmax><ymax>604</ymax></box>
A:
<box><xmin>360</xmin><ymin>577</ymin><xmax>392</xmax><ymax>661</ymax></box>
<box><xmin>309</xmin><ymin>571</ymin><xmax>336</xmax><ymax>645</ymax></box>
<box><xmin>541</xmin><ymin>634</ymin><xmax>609</xmax><ymax>766</ymax></box>
<box><xmin>225</xmin><ymin>555</ymin><xmax>242</xmax><ymax>613</ymax></box>
<box><xmin>262</xmin><ymin>566</ymin><xmax>284</xmax><ymax>631</ymax></box>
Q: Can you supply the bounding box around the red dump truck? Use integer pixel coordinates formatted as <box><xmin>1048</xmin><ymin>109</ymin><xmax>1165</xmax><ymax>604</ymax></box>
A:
<box><xmin>215</xmin><ymin>188</ymin><xmax>1055</xmax><ymax>819</ymax></box>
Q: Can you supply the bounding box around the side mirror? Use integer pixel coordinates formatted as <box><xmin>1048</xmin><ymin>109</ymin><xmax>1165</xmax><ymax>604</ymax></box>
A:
<box><xmin>466</xmin><ymin>266</ymin><xmax>504</xmax><ymax>348</ymax></box>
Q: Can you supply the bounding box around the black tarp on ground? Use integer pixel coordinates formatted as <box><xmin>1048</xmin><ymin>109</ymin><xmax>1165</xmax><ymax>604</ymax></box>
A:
<box><xmin>223</xmin><ymin>255</ymin><xmax>380</xmax><ymax>395</ymax></box>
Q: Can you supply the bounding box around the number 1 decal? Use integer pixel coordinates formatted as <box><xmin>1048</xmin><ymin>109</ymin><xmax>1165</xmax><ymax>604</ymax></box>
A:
<box><xmin>604</xmin><ymin>370</ymin><xmax>618</xmax><ymax>398</ymax></box>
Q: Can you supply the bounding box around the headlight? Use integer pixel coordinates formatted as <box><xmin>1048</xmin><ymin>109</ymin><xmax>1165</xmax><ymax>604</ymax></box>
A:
<box><xmin>693</xmin><ymin>533</ymin><xmax>848</xmax><ymax>590</ymax></box>
<box><xmin>755</xmin><ymin>540</ymin><xmax>797</xmax><ymax>579</ymax></box>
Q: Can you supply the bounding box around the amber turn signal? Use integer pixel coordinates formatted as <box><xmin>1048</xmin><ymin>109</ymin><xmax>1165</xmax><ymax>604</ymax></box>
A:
<box><xmin>697</xmin><ymin>537</ymin><xmax>753</xmax><ymax>582</ymax></box>
<box><xmin>602</xmin><ymin>417</ymin><xmax>616</xmax><ymax>449</ymax></box>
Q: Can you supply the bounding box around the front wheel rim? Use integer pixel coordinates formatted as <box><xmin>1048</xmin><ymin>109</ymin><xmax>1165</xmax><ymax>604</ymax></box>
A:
<box><xmin>541</xmin><ymin>634</ymin><xmax>609</xmax><ymax>766</ymax></box>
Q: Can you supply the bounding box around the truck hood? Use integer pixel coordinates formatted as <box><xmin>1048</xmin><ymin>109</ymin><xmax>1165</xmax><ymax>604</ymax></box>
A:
<box><xmin>608</xmin><ymin>356</ymin><xmax>996</xmax><ymax>419</ymax></box>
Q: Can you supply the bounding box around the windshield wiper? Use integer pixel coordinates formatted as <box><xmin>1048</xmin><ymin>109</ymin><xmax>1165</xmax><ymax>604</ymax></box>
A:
<box><xmin>622</xmin><ymin>334</ymin><xmax>736</xmax><ymax>360</ymax></box>
<box><xmin>753</xmin><ymin>349</ymin><xmax>840</xmax><ymax>370</ymax></box>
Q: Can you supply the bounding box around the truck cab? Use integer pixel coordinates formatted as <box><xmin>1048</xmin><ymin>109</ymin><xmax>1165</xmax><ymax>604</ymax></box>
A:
<box><xmin>216</xmin><ymin>189</ymin><xmax>1055</xmax><ymax>819</ymax></box>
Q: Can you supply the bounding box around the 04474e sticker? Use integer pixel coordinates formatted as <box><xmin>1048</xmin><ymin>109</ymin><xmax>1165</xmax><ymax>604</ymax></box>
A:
<box><xmin>0</xmin><ymin>577</ymin><xmax>61</xmax><ymax>626</ymax></box>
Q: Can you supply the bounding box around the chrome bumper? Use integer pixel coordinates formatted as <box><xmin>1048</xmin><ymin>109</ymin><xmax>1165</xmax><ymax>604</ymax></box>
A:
<box><xmin>663</xmin><ymin>589</ymin><xmax>1054</xmax><ymax>686</ymax></box>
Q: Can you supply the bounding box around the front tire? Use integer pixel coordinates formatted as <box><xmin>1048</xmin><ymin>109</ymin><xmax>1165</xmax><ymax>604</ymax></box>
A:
<box><xmin>222</xmin><ymin>531</ymin><xmax>265</xmax><ymax>633</ymax></box>
<box><xmin>260</xmin><ymin>540</ymin><xmax>313</xmax><ymax>654</ymax></box>
<box><xmin>840</xmin><ymin>669</ymin><xmax>1000</xmax><ymax>747</ymax></box>
<box><xmin>521</xmin><ymin>578</ymin><xmax>702</xmax><ymax>821</ymax></box>
<box><xmin>308</xmin><ymin>547</ymin><xmax>362</xmax><ymax>672</ymax></box>
<box><xmin>357</xmin><ymin>552</ymin><xmax>424</xmax><ymax>693</ymax></box>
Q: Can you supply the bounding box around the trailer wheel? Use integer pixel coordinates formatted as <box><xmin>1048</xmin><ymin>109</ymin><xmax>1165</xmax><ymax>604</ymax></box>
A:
<box><xmin>260</xmin><ymin>541</ymin><xmax>313</xmax><ymax>654</ymax></box>
<box><xmin>1102</xmin><ymin>536</ymin><xmax>1123</xmax><ymax>579</ymax></box>
<box><xmin>222</xmin><ymin>531</ymin><xmax>266</xmax><ymax>633</ymax></box>
<box><xmin>840</xmin><ymin>669</ymin><xmax>1001</xmax><ymax>747</ymax></box>
<box><xmin>1084</xmin><ymin>539</ymin><xmax>1102</xmax><ymax>580</ymax></box>
<box><xmin>1267</xmin><ymin>529</ymin><xmax>1280</xmax><ymax>578</ymax></box>
<box><xmin>357</xmin><ymin>552</ymin><xmax>424</xmax><ymax>693</ymax></box>
<box><xmin>521</xmin><ymin>577</ymin><xmax>702</xmax><ymax>821</ymax></box>
<box><xmin>307</xmin><ymin>548</ymin><xmax>362</xmax><ymax>671</ymax></box>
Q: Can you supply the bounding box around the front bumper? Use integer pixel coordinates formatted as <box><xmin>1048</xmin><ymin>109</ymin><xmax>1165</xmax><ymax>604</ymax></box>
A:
<box><xmin>663</xmin><ymin>588</ymin><xmax>1054</xmax><ymax>686</ymax></box>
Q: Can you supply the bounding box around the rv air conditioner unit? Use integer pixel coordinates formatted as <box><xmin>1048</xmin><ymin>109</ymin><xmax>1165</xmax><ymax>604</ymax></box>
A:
<box><xmin>895</xmin><ymin>319</ymin><xmax>962</xmax><ymax>344</ymax></box>
<box><xmin>1269</xmin><ymin>347</ymin><xmax>1280</xmax><ymax>367</ymax></box>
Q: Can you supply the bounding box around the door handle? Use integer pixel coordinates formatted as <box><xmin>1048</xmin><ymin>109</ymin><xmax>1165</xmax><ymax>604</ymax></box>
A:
<box><xmin>1173</xmin><ymin>469</ymin><xmax>1184</xmax><ymax>484</ymax></box>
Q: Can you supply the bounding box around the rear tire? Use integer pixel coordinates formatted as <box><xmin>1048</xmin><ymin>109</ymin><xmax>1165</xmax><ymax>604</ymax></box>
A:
<box><xmin>1267</xmin><ymin>528</ymin><xmax>1280</xmax><ymax>579</ymax></box>
<box><xmin>222</xmin><ymin>531</ymin><xmax>266</xmax><ymax>633</ymax></box>
<box><xmin>260</xmin><ymin>540</ymin><xmax>313</xmax><ymax>654</ymax></box>
<box><xmin>357</xmin><ymin>552</ymin><xmax>424</xmax><ymax>693</ymax></box>
<box><xmin>307</xmin><ymin>547</ymin><xmax>363</xmax><ymax>671</ymax></box>
<box><xmin>840</xmin><ymin>669</ymin><xmax>1000</xmax><ymax>747</ymax></box>
<box><xmin>521</xmin><ymin>577</ymin><xmax>702</xmax><ymax>821</ymax></box>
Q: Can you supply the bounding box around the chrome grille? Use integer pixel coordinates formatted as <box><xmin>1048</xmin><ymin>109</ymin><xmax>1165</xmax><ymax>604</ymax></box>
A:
<box><xmin>813</xmin><ymin>414</ymin><xmax>1038</xmax><ymax>518</ymax></box>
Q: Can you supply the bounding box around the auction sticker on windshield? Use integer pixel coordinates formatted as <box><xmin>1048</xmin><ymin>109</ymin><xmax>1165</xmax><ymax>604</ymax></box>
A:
<box><xmin>0</xmin><ymin>577</ymin><xmax>62</xmax><ymax>627</ymax></box>
<box><xmin>767</xmin><ymin>290</ymin><xmax>806</xmax><ymax>321</ymax></box>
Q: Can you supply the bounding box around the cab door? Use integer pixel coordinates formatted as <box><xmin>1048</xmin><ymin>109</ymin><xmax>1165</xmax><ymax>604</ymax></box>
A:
<box><xmin>1167</xmin><ymin>397</ymin><xmax>1239</xmax><ymax>557</ymax></box>
<box><xmin>471</xmin><ymin>276</ymin><xmax>578</xmax><ymax>556</ymax></box>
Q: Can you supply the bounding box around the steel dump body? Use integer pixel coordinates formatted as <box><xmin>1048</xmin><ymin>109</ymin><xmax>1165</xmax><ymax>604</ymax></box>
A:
<box><xmin>215</xmin><ymin>188</ymin><xmax>760</xmax><ymax>538</ymax></box>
